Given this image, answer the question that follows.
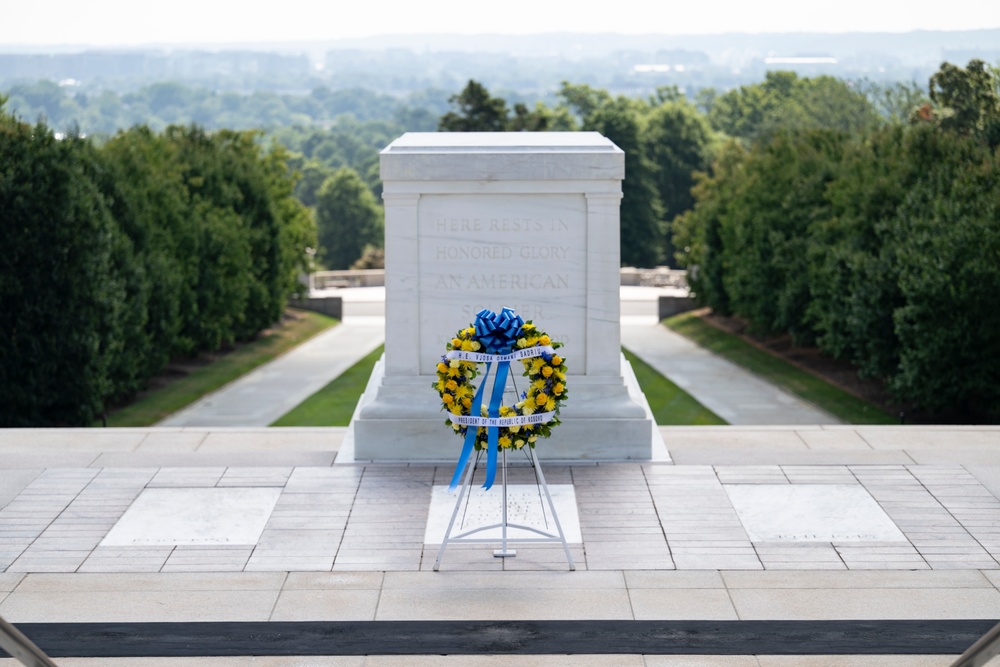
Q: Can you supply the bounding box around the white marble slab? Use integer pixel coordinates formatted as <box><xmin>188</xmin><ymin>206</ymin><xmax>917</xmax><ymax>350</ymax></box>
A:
<box><xmin>417</xmin><ymin>192</ymin><xmax>587</xmax><ymax>376</ymax></box>
<box><xmin>724</xmin><ymin>484</ymin><xmax>906</xmax><ymax>543</ymax></box>
<box><xmin>101</xmin><ymin>487</ymin><xmax>281</xmax><ymax>546</ymax></box>
<box><xmin>425</xmin><ymin>484</ymin><xmax>581</xmax><ymax>544</ymax></box>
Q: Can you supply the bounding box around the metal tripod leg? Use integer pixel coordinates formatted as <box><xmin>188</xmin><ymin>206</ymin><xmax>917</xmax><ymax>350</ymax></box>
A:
<box><xmin>433</xmin><ymin>453</ymin><xmax>477</xmax><ymax>572</ymax></box>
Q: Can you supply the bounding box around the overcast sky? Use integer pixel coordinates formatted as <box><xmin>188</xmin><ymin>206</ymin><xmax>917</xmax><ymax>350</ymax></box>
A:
<box><xmin>3</xmin><ymin>0</ymin><xmax>999</xmax><ymax>46</ymax></box>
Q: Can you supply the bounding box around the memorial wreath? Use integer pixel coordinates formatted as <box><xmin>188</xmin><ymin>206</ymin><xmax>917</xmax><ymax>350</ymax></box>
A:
<box><xmin>435</xmin><ymin>307</ymin><xmax>567</xmax><ymax>489</ymax></box>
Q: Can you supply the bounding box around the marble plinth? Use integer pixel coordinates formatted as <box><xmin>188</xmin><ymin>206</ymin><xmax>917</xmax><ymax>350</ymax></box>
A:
<box><xmin>101</xmin><ymin>488</ymin><xmax>281</xmax><ymax>546</ymax></box>
<box><xmin>425</xmin><ymin>484</ymin><xmax>582</xmax><ymax>544</ymax></box>
<box><xmin>724</xmin><ymin>484</ymin><xmax>906</xmax><ymax>543</ymax></box>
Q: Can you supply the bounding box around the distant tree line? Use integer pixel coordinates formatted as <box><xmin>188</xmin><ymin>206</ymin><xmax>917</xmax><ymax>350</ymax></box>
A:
<box><xmin>0</xmin><ymin>100</ymin><xmax>316</xmax><ymax>426</ymax></box>
<box><xmin>1</xmin><ymin>80</ymin><xmax>447</xmax><ymax>136</ymax></box>
<box><xmin>674</xmin><ymin>59</ymin><xmax>1000</xmax><ymax>422</ymax></box>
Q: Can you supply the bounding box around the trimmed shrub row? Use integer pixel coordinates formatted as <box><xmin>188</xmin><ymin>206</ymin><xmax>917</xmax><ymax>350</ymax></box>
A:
<box><xmin>0</xmin><ymin>109</ymin><xmax>315</xmax><ymax>426</ymax></box>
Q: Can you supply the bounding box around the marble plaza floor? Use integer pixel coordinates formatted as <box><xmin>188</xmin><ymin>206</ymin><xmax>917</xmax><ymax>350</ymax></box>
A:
<box><xmin>3</xmin><ymin>426</ymin><xmax>1000</xmax><ymax>665</ymax></box>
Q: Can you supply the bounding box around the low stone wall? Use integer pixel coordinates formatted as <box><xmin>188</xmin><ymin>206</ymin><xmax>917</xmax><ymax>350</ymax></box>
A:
<box><xmin>658</xmin><ymin>295</ymin><xmax>698</xmax><ymax>319</ymax></box>
<box><xmin>620</xmin><ymin>267</ymin><xmax>688</xmax><ymax>288</ymax></box>
<box><xmin>312</xmin><ymin>270</ymin><xmax>385</xmax><ymax>289</ymax></box>
<box><xmin>289</xmin><ymin>296</ymin><xmax>342</xmax><ymax>319</ymax></box>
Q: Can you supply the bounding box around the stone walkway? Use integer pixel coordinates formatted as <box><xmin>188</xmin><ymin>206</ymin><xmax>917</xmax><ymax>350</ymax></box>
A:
<box><xmin>620</xmin><ymin>319</ymin><xmax>839</xmax><ymax>426</ymax></box>
<box><xmin>157</xmin><ymin>292</ymin><xmax>385</xmax><ymax>427</ymax></box>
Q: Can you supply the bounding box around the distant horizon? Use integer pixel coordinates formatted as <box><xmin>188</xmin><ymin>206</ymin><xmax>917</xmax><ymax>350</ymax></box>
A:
<box><xmin>2</xmin><ymin>27</ymin><xmax>999</xmax><ymax>53</ymax></box>
<box><xmin>3</xmin><ymin>0</ymin><xmax>999</xmax><ymax>48</ymax></box>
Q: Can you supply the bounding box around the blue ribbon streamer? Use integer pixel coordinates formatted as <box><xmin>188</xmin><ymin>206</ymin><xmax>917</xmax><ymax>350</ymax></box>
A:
<box><xmin>447</xmin><ymin>307</ymin><xmax>524</xmax><ymax>492</ymax></box>
<box><xmin>447</xmin><ymin>362</ymin><xmax>490</xmax><ymax>491</ymax></box>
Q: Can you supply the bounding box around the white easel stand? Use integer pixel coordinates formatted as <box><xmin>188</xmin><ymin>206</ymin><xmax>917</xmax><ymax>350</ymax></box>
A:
<box><xmin>433</xmin><ymin>446</ymin><xmax>575</xmax><ymax>571</ymax></box>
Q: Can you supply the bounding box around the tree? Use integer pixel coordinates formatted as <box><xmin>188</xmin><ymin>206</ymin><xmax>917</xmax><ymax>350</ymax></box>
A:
<box><xmin>886</xmin><ymin>129</ymin><xmax>1000</xmax><ymax>420</ymax></box>
<box><xmin>556</xmin><ymin>82</ymin><xmax>610</xmax><ymax>127</ymax></box>
<box><xmin>856</xmin><ymin>79</ymin><xmax>928</xmax><ymax>124</ymax></box>
<box><xmin>928</xmin><ymin>59</ymin><xmax>1000</xmax><ymax>147</ymax></box>
<box><xmin>707</xmin><ymin>71</ymin><xmax>879</xmax><ymax>143</ymax></box>
<box><xmin>644</xmin><ymin>98</ymin><xmax>718</xmax><ymax>266</ymax></box>
<box><xmin>0</xmin><ymin>114</ymin><xmax>123</xmax><ymax>425</ymax></box>
<box><xmin>315</xmin><ymin>167</ymin><xmax>383</xmax><ymax>269</ymax></box>
<box><xmin>585</xmin><ymin>97</ymin><xmax>664</xmax><ymax>267</ymax></box>
<box><xmin>438</xmin><ymin>80</ymin><xmax>509</xmax><ymax>132</ymax></box>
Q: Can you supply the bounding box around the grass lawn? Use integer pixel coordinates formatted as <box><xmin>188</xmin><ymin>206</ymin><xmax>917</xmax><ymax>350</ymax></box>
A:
<box><xmin>664</xmin><ymin>311</ymin><xmax>897</xmax><ymax>425</ymax></box>
<box><xmin>271</xmin><ymin>345</ymin><xmax>384</xmax><ymax>426</ymax></box>
<box><xmin>274</xmin><ymin>345</ymin><xmax>724</xmax><ymax>427</ymax></box>
<box><xmin>102</xmin><ymin>309</ymin><xmax>338</xmax><ymax>427</ymax></box>
<box><xmin>623</xmin><ymin>348</ymin><xmax>727</xmax><ymax>426</ymax></box>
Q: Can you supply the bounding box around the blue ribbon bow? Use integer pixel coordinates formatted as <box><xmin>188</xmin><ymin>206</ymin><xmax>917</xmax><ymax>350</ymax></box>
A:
<box><xmin>448</xmin><ymin>307</ymin><xmax>524</xmax><ymax>492</ymax></box>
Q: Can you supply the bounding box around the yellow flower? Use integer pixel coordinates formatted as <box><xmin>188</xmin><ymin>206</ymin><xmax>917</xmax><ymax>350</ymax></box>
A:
<box><xmin>516</xmin><ymin>338</ymin><xmax>528</xmax><ymax>348</ymax></box>
<box><xmin>556</xmin><ymin>370</ymin><xmax>566</xmax><ymax>381</ymax></box>
<box><xmin>521</xmin><ymin>404</ymin><xmax>535</xmax><ymax>415</ymax></box>
<box><xmin>522</xmin><ymin>323</ymin><xmax>535</xmax><ymax>331</ymax></box>
<box><xmin>551</xmin><ymin>355</ymin><xmax>562</xmax><ymax>366</ymax></box>
<box><xmin>515</xmin><ymin>439</ymin><xmax>525</xmax><ymax>448</ymax></box>
<box><xmin>535</xmin><ymin>392</ymin><xmax>548</xmax><ymax>406</ymax></box>
<box><xmin>449</xmin><ymin>405</ymin><xmax>463</xmax><ymax>415</ymax></box>
<box><xmin>531</xmin><ymin>358</ymin><xmax>545</xmax><ymax>372</ymax></box>
<box><xmin>442</xmin><ymin>394</ymin><xmax>454</xmax><ymax>405</ymax></box>
<box><xmin>528</xmin><ymin>435</ymin><xmax>538</xmax><ymax>443</ymax></box>
<box><xmin>449</xmin><ymin>359</ymin><xmax>460</xmax><ymax>368</ymax></box>
<box><xmin>454</xmin><ymin>385</ymin><xmax>471</xmax><ymax>399</ymax></box>
<box><xmin>447</xmin><ymin>367</ymin><xmax>460</xmax><ymax>378</ymax></box>
<box><xmin>446</xmin><ymin>380</ymin><xmax>458</xmax><ymax>391</ymax></box>
<box><xmin>541</xmin><ymin>366</ymin><xmax>553</xmax><ymax>378</ymax></box>
<box><xmin>437</xmin><ymin>362</ymin><xmax>448</xmax><ymax>374</ymax></box>
<box><xmin>526</xmin><ymin>337</ymin><xmax>539</xmax><ymax>347</ymax></box>
<box><xmin>470</xmin><ymin>341</ymin><xmax>481</xmax><ymax>351</ymax></box>
<box><xmin>451</xmin><ymin>337</ymin><xmax>462</xmax><ymax>348</ymax></box>
<box><xmin>499</xmin><ymin>436</ymin><xmax>512</xmax><ymax>449</ymax></box>
<box><xmin>509</xmin><ymin>425</ymin><xmax>520</xmax><ymax>434</ymax></box>
<box><xmin>545</xmin><ymin>398</ymin><xmax>556</xmax><ymax>412</ymax></box>
<box><xmin>452</xmin><ymin>423</ymin><xmax>461</xmax><ymax>431</ymax></box>
<box><xmin>539</xmin><ymin>334</ymin><xmax>551</xmax><ymax>346</ymax></box>
<box><xmin>461</xmin><ymin>340</ymin><xmax>475</xmax><ymax>351</ymax></box>
<box><xmin>553</xmin><ymin>382</ymin><xmax>564</xmax><ymax>396</ymax></box>
<box><xmin>462</xmin><ymin>398</ymin><xmax>472</xmax><ymax>409</ymax></box>
<box><xmin>465</xmin><ymin>327</ymin><xmax>475</xmax><ymax>336</ymax></box>
<box><xmin>532</xmin><ymin>379</ymin><xmax>546</xmax><ymax>390</ymax></box>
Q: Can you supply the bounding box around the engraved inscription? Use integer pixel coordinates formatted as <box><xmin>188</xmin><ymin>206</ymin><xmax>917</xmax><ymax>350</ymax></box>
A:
<box><xmin>466</xmin><ymin>274</ymin><xmax>569</xmax><ymax>290</ymax></box>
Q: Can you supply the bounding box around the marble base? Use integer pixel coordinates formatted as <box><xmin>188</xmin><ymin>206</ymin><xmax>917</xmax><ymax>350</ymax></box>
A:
<box><xmin>724</xmin><ymin>484</ymin><xmax>906</xmax><ymax>543</ymax></box>
<box><xmin>101</xmin><ymin>488</ymin><xmax>281</xmax><ymax>546</ymax></box>
<box><xmin>424</xmin><ymin>484</ymin><xmax>582</xmax><ymax>544</ymax></box>
<box><xmin>347</xmin><ymin>355</ymin><xmax>653</xmax><ymax>462</ymax></box>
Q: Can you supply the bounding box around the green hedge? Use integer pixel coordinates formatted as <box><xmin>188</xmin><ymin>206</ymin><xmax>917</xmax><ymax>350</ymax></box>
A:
<box><xmin>676</xmin><ymin>92</ymin><xmax>1000</xmax><ymax>421</ymax></box>
<box><xmin>0</xmin><ymin>107</ymin><xmax>315</xmax><ymax>426</ymax></box>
